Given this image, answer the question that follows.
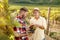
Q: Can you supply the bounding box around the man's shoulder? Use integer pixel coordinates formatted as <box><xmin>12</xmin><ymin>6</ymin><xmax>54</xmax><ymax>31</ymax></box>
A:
<box><xmin>40</xmin><ymin>16</ymin><xmax>46</xmax><ymax>20</ymax></box>
<box><xmin>30</xmin><ymin>17</ymin><xmax>34</xmax><ymax>20</ymax></box>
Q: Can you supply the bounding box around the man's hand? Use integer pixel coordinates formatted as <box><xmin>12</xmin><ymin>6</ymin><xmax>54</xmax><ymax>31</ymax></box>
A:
<box><xmin>34</xmin><ymin>24</ymin><xmax>45</xmax><ymax>30</ymax></box>
<box><xmin>30</xmin><ymin>23</ymin><xmax>45</xmax><ymax>30</ymax></box>
<box><xmin>29</xmin><ymin>23</ymin><xmax>34</xmax><ymax>28</ymax></box>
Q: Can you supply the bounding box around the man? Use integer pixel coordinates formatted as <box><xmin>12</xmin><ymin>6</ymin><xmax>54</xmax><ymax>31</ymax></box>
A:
<box><xmin>13</xmin><ymin>7</ymin><xmax>29</xmax><ymax>40</ymax></box>
<box><xmin>30</xmin><ymin>8</ymin><xmax>47</xmax><ymax>40</ymax></box>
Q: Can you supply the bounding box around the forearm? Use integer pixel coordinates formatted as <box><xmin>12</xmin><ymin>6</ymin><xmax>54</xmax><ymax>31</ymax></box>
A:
<box><xmin>29</xmin><ymin>24</ymin><xmax>45</xmax><ymax>30</ymax></box>
<box><xmin>39</xmin><ymin>26</ymin><xmax>45</xmax><ymax>29</ymax></box>
<box><xmin>36</xmin><ymin>25</ymin><xmax>45</xmax><ymax>30</ymax></box>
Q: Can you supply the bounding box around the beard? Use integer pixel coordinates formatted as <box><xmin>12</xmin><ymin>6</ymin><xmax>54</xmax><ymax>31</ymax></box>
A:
<box><xmin>22</xmin><ymin>15</ymin><xmax>26</xmax><ymax>19</ymax></box>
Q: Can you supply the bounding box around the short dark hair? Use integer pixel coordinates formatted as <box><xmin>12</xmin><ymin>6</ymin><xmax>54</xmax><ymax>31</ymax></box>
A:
<box><xmin>20</xmin><ymin>7</ymin><xmax>28</xmax><ymax>12</ymax></box>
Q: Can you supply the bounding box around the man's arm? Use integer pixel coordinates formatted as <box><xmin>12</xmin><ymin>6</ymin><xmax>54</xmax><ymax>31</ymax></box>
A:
<box><xmin>38</xmin><ymin>18</ymin><xmax>47</xmax><ymax>30</ymax></box>
<box><xmin>42</xmin><ymin>18</ymin><xmax>47</xmax><ymax>30</ymax></box>
<box><xmin>39</xmin><ymin>26</ymin><xmax>45</xmax><ymax>29</ymax></box>
<box><xmin>34</xmin><ymin>24</ymin><xmax>45</xmax><ymax>30</ymax></box>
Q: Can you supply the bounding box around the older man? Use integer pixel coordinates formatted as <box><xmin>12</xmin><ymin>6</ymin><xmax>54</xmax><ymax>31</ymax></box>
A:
<box><xmin>30</xmin><ymin>8</ymin><xmax>47</xmax><ymax>40</ymax></box>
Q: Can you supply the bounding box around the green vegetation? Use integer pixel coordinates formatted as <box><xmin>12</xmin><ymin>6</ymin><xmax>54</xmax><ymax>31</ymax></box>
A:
<box><xmin>0</xmin><ymin>0</ymin><xmax>13</xmax><ymax>40</ymax></box>
<box><xmin>49</xmin><ymin>32</ymin><xmax>60</xmax><ymax>40</ymax></box>
<box><xmin>9</xmin><ymin>0</ymin><xmax>60</xmax><ymax>5</ymax></box>
<box><xmin>8</xmin><ymin>3</ymin><xmax>60</xmax><ymax>40</ymax></box>
<box><xmin>0</xmin><ymin>0</ymin><xmax>60</xmax><ymax>40</ymax></box>
<box><xmin>9</xmin><ymin>4</ymin><xmax>60</xmax><ymax>21</ymax></box>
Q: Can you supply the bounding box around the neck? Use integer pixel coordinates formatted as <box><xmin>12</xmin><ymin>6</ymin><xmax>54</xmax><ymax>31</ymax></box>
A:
<box><xmin>35</xmin><ymin>16</ymin><xmax>39</xmax><ymax>20</ymax></box>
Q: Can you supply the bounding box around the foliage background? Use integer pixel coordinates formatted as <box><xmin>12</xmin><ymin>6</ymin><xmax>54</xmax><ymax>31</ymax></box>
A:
<box><xmin>0</xmin><ymin>0</ymin><xmax>60</xmax><ymax>40</ymax></box>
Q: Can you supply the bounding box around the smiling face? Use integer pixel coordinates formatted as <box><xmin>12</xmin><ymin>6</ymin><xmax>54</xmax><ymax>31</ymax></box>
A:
<box><xmin>19</xmin><ymin>10</ymin><xmax>28</xmax><ymax>18</ymax></box>
<box><xmin>19</xmin><ymin>7</ymin><xmax>28</xmax><ymax>18</ymax></box>
<box><xmin>33</xmin><ymin>10</ymin><xmax>40</xmax><ymax>19</ymax></box>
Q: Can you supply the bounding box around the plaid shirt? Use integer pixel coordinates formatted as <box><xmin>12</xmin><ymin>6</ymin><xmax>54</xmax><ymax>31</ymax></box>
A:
<box><xmin>14</xmin><ymin>16</ymin><xmax>28</xmax><ymax>40</ymax></box>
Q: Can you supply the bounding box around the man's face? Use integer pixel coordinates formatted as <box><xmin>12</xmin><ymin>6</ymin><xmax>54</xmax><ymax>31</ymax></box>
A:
<box><xmin>20</xmin><ymin>10</ymin><xmax>27</xmax><ymax>18</ymax></box>
<box><xmin>33</xmin><ymin>10</ymin><xmax>39</xmax><ymax>17</ymax></box>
